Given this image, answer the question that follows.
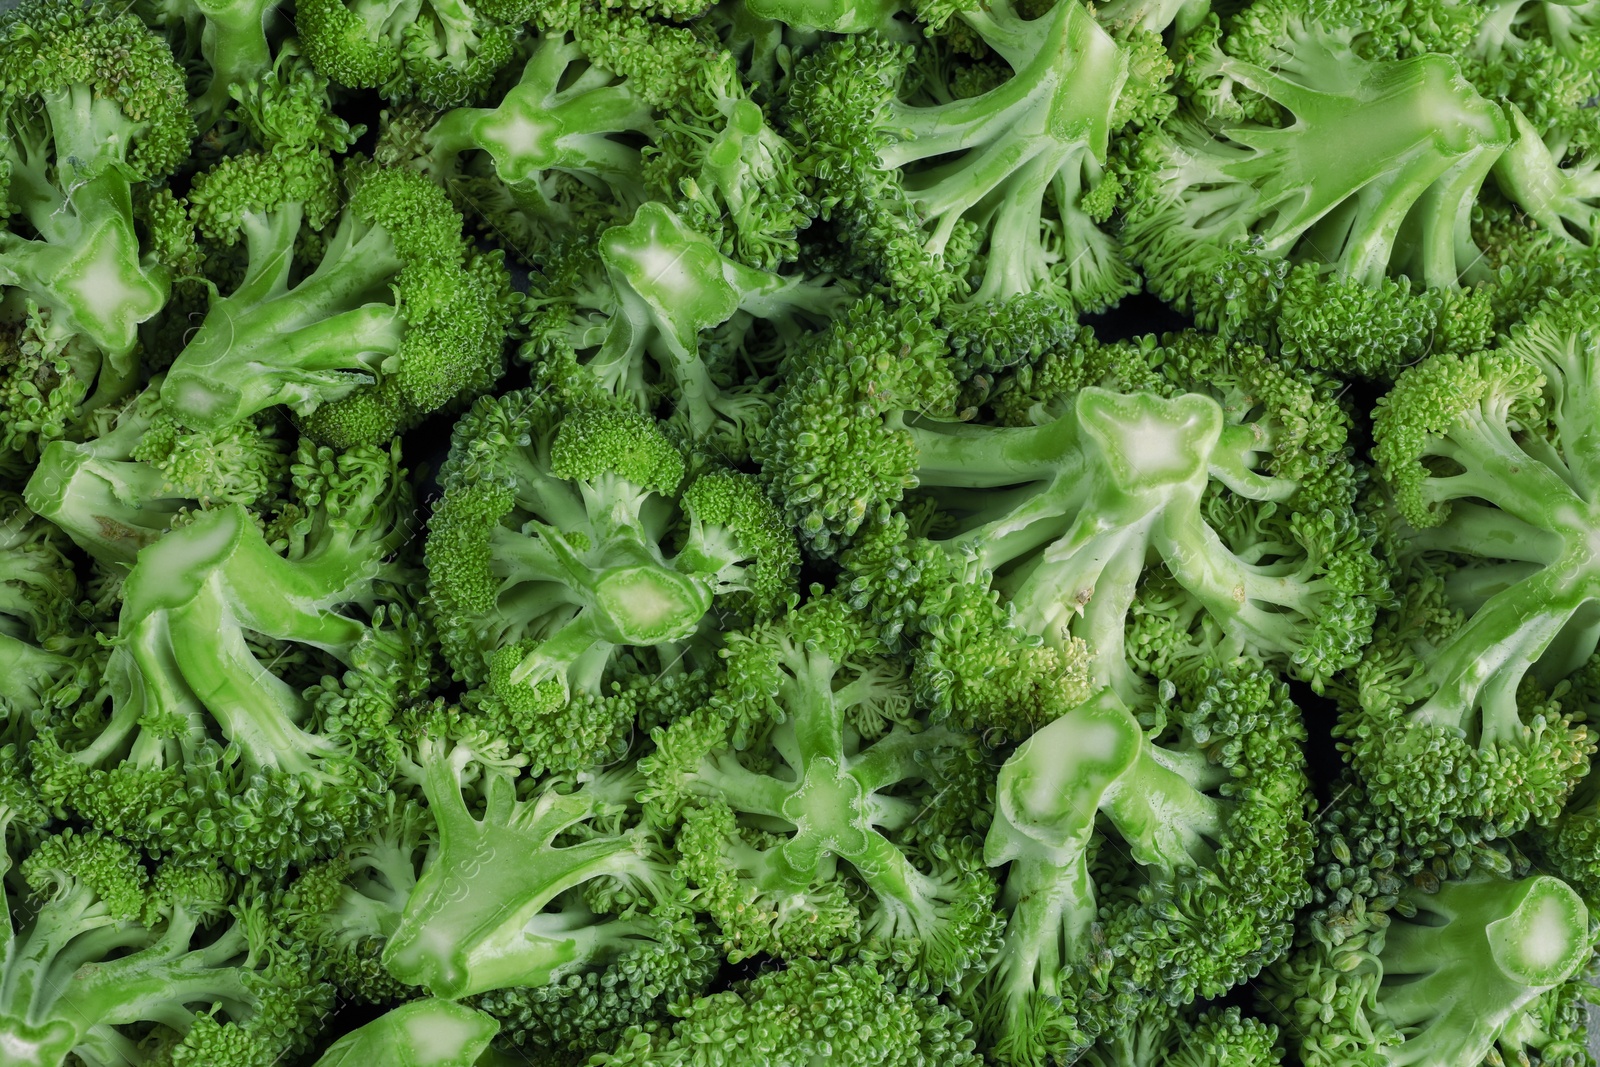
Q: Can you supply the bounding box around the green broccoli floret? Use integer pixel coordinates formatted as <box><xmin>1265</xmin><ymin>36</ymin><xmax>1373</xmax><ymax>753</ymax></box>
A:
<box><xmin>23</xmin><ymin>379</ymin><xmax>290</xmax><ymax>573</ymax></box>
<box><xmin>279</xmin><ymin>796</ymin><xmax>431</xmax><ymax>1004</ymax></box>
<box><xmin>1465</xmin><ymin>0</ymin><xmax>1600</xmax><ymax>157</ymax></box>
<box><xmin>380</xmin><ymin>732</ymin><xmax>694</xmax><ymax>1005</ymax></box>
<box><xmin>32</xmin><ymin>444</ymin><xmax>429</xmax><ymax>876</ymax></box>
<box><xmin>640</xmin><ymin>594</ymin><xmax>1002</xmax><ymax>989</ymax></box>
<box><xmin>401</xmin><ymin>14</ymin><xmax>722</xmax><ymax>250</ymax></box>
<box><xmin>787</xmin><ymin>0</ymin><xmax>1156</xmax><ymax>312</ymax></box>
<box><xmin>1125</xmin><ymin>0</ymin><xmax>1507</xmax><ymax>378</ymax></box>
<box><xmin>0</xmin><ymin>492</ymin><xmax>87</xmax><ymax>722</ymax></box>
<box><xmin>527</xmin><ymin>201</ymin><xmax>847</xmax><ymax>456</ymax></box>
<box><xmin>765</xmin><ymin>314</ymin><xmax>1382</xmax><ymax>712</ymax></box>
<box><xmin>159</xmin><ymin>152</ymin><xmax>515</xmax><ymax>447</ymax></box>
<box><xmin>0</xmin><ymin>830</ymin><xmax>332</xmax><ymax>1067</ymax></box>
<box><xmin>1262</xmin><ymin>869</ymin><xmax>1592</xmax><ymax>1067</ymax></box>
<box><xmin>591</xmin><ymin>958</ymin><xmax>982</xmax><ymax>1067</ymax></box>
<box><xmin>1081</xmin><ymin>1002</ymin><xmax>1285</xmax><ymax>1067</ymax></box>
<box><xmin>1493</xmin><ymin>103</ymin><xmax>1600</xmax><ymax>248</ymax></box>
<box><xmin>1348</xmin><ymin>292</ymin><xmax>1600</xmax><ymax>841</ymax></box>
<box><xmin>296</xmin><ymin>0</ymin><xmax>520</xmax><ymax>107</ymax></box>
<box><xmin>132</xmin><ymin>0</ymin><xmax>289</xmax><ymax>129</ymax></box>
<box><xmin>969</xmin><ymin>666</ymin><xmax>1313</xmax><ymax>1063</ymax></box>
<box><xmin>425</xmin><ymin>388</ymin><xmax>797</xmax><ymax>773</ymax></box>
<box><xmin>309</xmin><ymin>999</ymin><xmax>501</xmax><ymax>1067</ymax></box>
<box><xmin>0</xmin><ymin>0</ymin><xmax>193</xmax><ymax>393</ymax></box>
<box><xmin>641</xmin><ymin>53</ymin><xmax>815</xmax><ymax>270</ymax></box>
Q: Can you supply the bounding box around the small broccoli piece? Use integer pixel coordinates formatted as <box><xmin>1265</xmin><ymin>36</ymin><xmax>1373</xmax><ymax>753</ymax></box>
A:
<box><xmin>296</xmin><ymin>0</ymin><xmax>519</xmax><ymax>107</ymax></box>
<box><xmin>0</xmin><ymin>491</ymin><xmax>86</xmax><ymax>721</ymax></box>
<box><xmin>425</xmin><ymin>388</ymin><xmax>796</xmax><ymax>773</ymax></box>
<box><xmin>310</xmin><ymin>1000</ymin><xmax>500</xmax><ymax>1067</ymax></box>
<box><xmin>381</xmin><ymin>733</ymin><xmax>687</xmax><ymax>1003</ymax></box>
<box><xmin>1081</xmin><ymin>1002</ymin><xmax>1285</xmax><ymax>1067</ymax></box>
<box><xmin>1125</xmin><ymin>0</ymin><xmax>1508</xmax><ymax>377</ymax></box>
<box><xmin>32</xmin><ymin>443</ymin><xmax>429</xmax><ymax>876</ymax></box>
<box><xmin>592</xmin><ymin>958</ymin><xmax>982</xmax><ymax>1067</ymax></box>
<box><xmin>1463</xmin><ymin>0</ymin><xmax>1600</xmax><ymax>158</ymax></box>
<box><xmin>1493</xmin><ymin>103</ymin><xmax>1600</xmax><ymax>248</ymax></box>
<box><xmin>527</xmin><ymin>202</ymin><xmax>847</xmax><ymax>455</ymax></box>
<box><xmin>1348</xmin><ymin>293</ymin><xmax>1600</xmax><ymax>841</ymax></box>
<box><xmin>1262</xmin><ymin>870</ymin><xmax>1592</xmax><ymax>1067</ymax></box>
<box><xmin>0</xmin><ymin>0</ymin><xmax>193</xmax><ymax>393</ymax></box>
<box><xmin>132</xmin><ymin>0</ymin><xmax>289</xmax><ymax>129</ymax></box>
<box><xmin>970</xmin><ymin>667</ymin><xmax>1313</xmax><ymax>1063</ymax></box>
<box><xmin>641</xmin><ymin>53</ymin><xmax>815</xmax><ymax>270</ymax></box>
<box><xmin>23</xmin><ymin>379</ymin><xmax>290</xmax><ymax>572</ymax></box>
<box><xmin>640</xmin><ymin>594</ymin><xmax>1002</xmax><ymax>989</ymax></box>
<box><xmin>0</xmin><ymin>830</ymin><xmax>332</xmax><ymax>1067</ymax></box>
<box><xmin>160</xmin><ymin>153</ymin><xmax>516</xmax><ymax>446</ymax></box>
<box><xmin>280</xmin><ymin>796</ymin><xmax>431</xmax><ymax>1004</ymax></box>
<box><xmin>788</xmin><ymin>0</ymin><xmax>1153</xmax><ymax>312</ymax></box>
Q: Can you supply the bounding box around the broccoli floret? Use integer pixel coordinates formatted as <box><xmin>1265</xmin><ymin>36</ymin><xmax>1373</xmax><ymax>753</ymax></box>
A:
<box><xmin>380</xmin><ymin>733</ymin><xmax>694</xmax><ymax>1006</ymax></box>
<box><xmin>527</xmin><ymin>202</ymin><xmax>847</xmax><ymax>456</ymax></box>
<box><xmin>309</xmin><ymin>999</ymin><xmax>501</xmax><ymax>1067</ymax></box>
<box><xmin>425</xmin><ymin>388</ymin><xmax>797</xmax><ymax>773</ymax></box>
<box><xmin>0</xmin><ymin>830</ymin><xmax>332</xmax><ymax>1067</ymax></box>
<box><xmin>296</xmin><ymin>0</ymin><xmax>520</xmax><ymax>107</ymax></box>
<box><xmin>969</xmin><ymin>667</ymin><xmax>1313</xmax><ymax>1063</ymax></box>
<box><xmin>787</xmin><ymin>0</ymin><xmax>1155</xmax><ymax>312</ymax></box>
<box><xmin>1347</xmin><ymin>293</ymin><xmax>1600</xmax><ymax>841</ymax></box>
<box><xmin>132</xmin><ymin>0</ymin><xmax>289</xmax><ymax>129</ymax></box>
<box><xmin>640</xmin><ymin>594</ymin><xmax>1002</xmax><ymax>989</ymax></box>
<box><xmin>0</xmin><ymin>0</ymin><xmax>193</xmax><ymax>392</ymax></box>
<box><xmin>24</xmin><ymin>379</ymin><xmax>290</xmax><ymax>573</ymax></box>
<box><xmin>159</xmin><ymin>153</ymin><xmax>516</xmax><ymax>446</ymax></box>
<box><xmin>1262</xmin><ymin>870</ymin><xmax>1592</xmax><ymax>1067</ymax></box>
<box><xmin>591</xmin><ymin>958</ymin><xmax>982</xmax><ymax>1067</ymax></box>
<box><xmin>1125</xmin><ymin>0</ymin><xmax>1508</xmax><ymax>378</ymax></box>
<box><xmin>32</xmin><ymin>444</ymin><xmax>429</xmax><ymax>875</ymax></box>
<box><xmin>0</xmin><ymin>491</ymin><xmax>86</xmax><ymax>720</ymax></box>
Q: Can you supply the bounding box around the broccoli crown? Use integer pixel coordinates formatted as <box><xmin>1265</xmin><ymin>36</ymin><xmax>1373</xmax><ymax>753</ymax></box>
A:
<box><xmin>31</xmin><ymin>444</ymin><xmax>427</xmax><ymax>876</ymax></box>
<box><xmin>160</xmin><ymin>155</ymin><xmax>515</xmax><ymax>446</ymax></box>
<box><xmin>23</xmin><ymin>378</ymin><xmax>290</xmax><ymax>571</ymax></box>
<box><xmin>296</xmin><ymin>0</ymin><xmax>519</xmax><ymax>108</ymax></box>
<box><xmin>425</xmin><ymin>388</ymin><xmax>795</xmax><ymax>772</ymax></box>
<box><xmin>0</xmin><ymin>0</ymin><xmax>193</xmax><ymax>369</ymax></box>
<box><xmin>592</xmin><ymin>957</ymin><xmax>982</xmax><ymax>1066</ymax></box>
<box><xmin>640</xmin><ymin>593</ymin><xmax>1002</xmax><ymax>989</ymax></box>
<box><xmin>970</xmin><ymin>663</ymin><xmax>1313</xmax><ymax>1063</ymax></box>
<box><xmin>0</xmin><ymin>829</ymin><xmax>332</xmax><ymax>1067</ymax></box>
<box><xmin>788</xmin><ymin>0</ymin><xmax>1155</xmax><ymax>312</ymax></box>
<box><xmin>1262</xmin><ymin>870</ymin><xmax>1592</xmax><ymax>1067</ymax></box>
<box><xmin>527</xmin><ymin>200</ymin><xmax>846</xmax><ymax>457</ymax></box>
<box><xmin>1124</xmin><ymin>0</ymin><xmax>1509</xmax><ymax>378</ymax></box>
<box><xmin>1346</xmin><ymin>293</ymin><xmax>1600</xmax><ymax>841</ymax></box>
<box><xmin>381</xmin><ymin>733</ymin><xmax>684</xmax><ymax>1004</ymax></box>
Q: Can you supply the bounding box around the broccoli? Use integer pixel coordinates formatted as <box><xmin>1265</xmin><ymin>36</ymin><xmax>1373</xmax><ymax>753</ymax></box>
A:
<box><xmin>0</xmin><ymin>0</ymin><xmax>193</xmax><ymax>399</ymax></box>
<box><xmin>1262</xmin><ymin>868</ymin><xmax>1592</xmax><ymax>1066</ymax></box>
<box><xmin>591</xmin><ymin>957</ymin><xmax>982</xmax><ymax>1066</ymax></box>
<box><xmin>160</xmin><ymin>150</ymin><xmax>516</xmax><ymax>447</ymax></box>
<box><xmin>1124</xmin><ymin>0</ymin><xmax>1506</xmax><ymax>378</ymax></box>
<box><xmin>1346</xmin><ymin>292</ymin><xmax>1600</xmax><ymax>841</ymax></box>
<box><xmin>527</xmin><ymin>202</ymin><xmax>847</xmax><ymax>454</ymax></box>
<box><xmin>24</xmin><ymin>379</ymin><xmax>290</xmax><ymax>573</ymax></box>
<box><xmin>0</xmin><ymin>829</ymin><xmax>331</xmax><ymax>1067</ymax></box>
<box><xmin>640</xmin><ymin>594</ymin><xmax>1003</xmax><ymax>988</ymax></box>
<box><xmin>380</xmin><ymin>729</ymin><xmax>706</xmax><ymax>1009</ymax></box>
<box><xmin>787</xmin><ymin>0</ymin><xmax>1160</xmax><ymax>312</ymax></box>
<box><xmin>968</xmin><ymin>667</ymin><xmax>1313</xmax><ymax>1062</ymax></box>
<box><xmin>31</xmin><ymin>444</ymin><xmax>429</xmax><ymax>875</ymax></box>
<box><xmin>425</xmin><ymin>388</ymin><xmax>797</xmax><ymax>773</ymax></box>
<box><xmin>309</xmin><ymin>999</ymin><xmax>501</xmax><ymax>1067</ymax></box>
<box><xmin>296</xmin><ymin>0</ymin><xmax>520</xmax><ymax>107</ymax></box>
